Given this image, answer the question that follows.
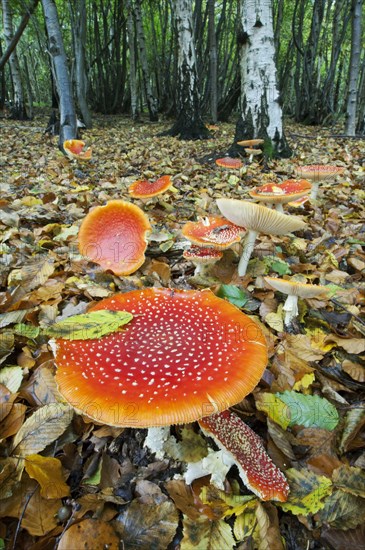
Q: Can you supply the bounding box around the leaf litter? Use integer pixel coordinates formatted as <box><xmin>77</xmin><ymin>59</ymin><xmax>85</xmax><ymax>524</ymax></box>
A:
<box><xmin>0</xmin><ymin>112</ymin><xmax>364</xmax><ymax>549</ymax></box>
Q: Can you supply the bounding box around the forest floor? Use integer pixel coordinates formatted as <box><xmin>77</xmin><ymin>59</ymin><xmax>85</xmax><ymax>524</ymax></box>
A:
<box><xmin>0</xmin><ymin>111</ymin><xmax>364</xmax><ymax>550</ymax></box>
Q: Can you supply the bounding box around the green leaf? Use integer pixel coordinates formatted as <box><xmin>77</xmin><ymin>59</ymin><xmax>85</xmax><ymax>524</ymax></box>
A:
<box><xmin>276</xmin><ymin>391</ymin><xmax>339</xmax><ymax>431</ymax></box>
<box><xmin>44</xmin><ymin>310</ymin><xmax>133</xmax><ymax>340</ymax></box>
<box><xmin>265</xmin><ymin>256</ymin><xmax>291</xmax><ymax>275</ymax></box>
<box><xmin>217</xmin><ymin>285</ymin><xmax>249</xmax><ymax>308</ymax></box>
<box><xmin>14</xmin><ymin>324</ymin><xmax>40</xmax><ymax>339</ymax></box>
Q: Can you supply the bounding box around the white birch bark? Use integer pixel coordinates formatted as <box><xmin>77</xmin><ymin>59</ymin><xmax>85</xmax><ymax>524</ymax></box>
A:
<box><xmin>345</xmin><ymin>0</ymin><xmax>363</xmax><ymax>136</ymax></box>
<box><xmin>236</xmin><ymin>0</ymin><xmax>290</xmax><ymax>157</ymax></box>
<box><xmin>2</xmin><ymin>0</ymin><xmax>27</xmax><ymax>119</ymax></box>
<box><xmin>42</xmin><ymin>0</ymin><xmax>77</xmax><ymax>147</ymax></box>
<box><xmin>126</xmin><ymin>0</ymin><xmax>139</xmax><ymax>120</ymax></box>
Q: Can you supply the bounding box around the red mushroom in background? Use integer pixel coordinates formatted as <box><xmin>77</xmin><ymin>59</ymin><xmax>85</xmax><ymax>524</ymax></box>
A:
<box><xmin>53</xmin><ymin>288</ymin><xmax>268</xmax><ymax>427</ymax></box>
<box><xmin>63</xmin><ymin>139</ymin><xmax>92</xmax><ymax>161</ymax></box>
<box><xmin>128</xmin><ymin>175</ymin><xmax>174</xmax><ymax>199</ymax></box>
<box><xmin>182</xmin><ymin>216</ymin><xmax>244</xmax><ymax>249</ymax></box>
<box><xmin>249</xmin><ymin>180</ymin><xmax>312</xmax><ymax>213</ymax></box>
<box><xmin>183</xmin><ymin>245</ymin><xmax>223</xmax><ymax>275</ymax></box>
<box><xmin>294</xmin><ymin>165</ymin><xmax>344</xmax><ymax>200</ymax></box>
<box><xmin>78</xmin><ymin>200</ymin><xmax>151</xmax><ymax>276</ymax></box>
<box><xmin>199</xmin><ymin>410</ymin><xmax>289</xmax><ymax>502</ymax></box>
<box><xmin>215</xmin><ymin>157</ymin><xmax>243</xmax><ymax>169</ymax></box>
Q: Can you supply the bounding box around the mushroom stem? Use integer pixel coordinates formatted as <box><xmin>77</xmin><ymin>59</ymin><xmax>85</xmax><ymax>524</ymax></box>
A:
<box><xmin>275</xmin><ymin>203</ymin><xmax>285</xmax><ymax>214</ymax></box>
<box><xmin>238</xmin><ymin>230</ymin><xmax>258</xmax><ymax>277</ymax></box>
<box><xmin>283</xmin><ymin>294</ymin><xmax>299</xmax><ymax>326</ymax></box>
<box><xmin>310</xmin><ymin>181</ymin><xmax>320</xmax><ymax>200</ymax></box>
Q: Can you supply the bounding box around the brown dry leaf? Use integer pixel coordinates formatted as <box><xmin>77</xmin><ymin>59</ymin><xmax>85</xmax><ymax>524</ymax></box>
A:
<box><xmin>341</xmin><ymin>359</ymin><xmax>365</xmax><ymax>382</ymax></box>
<box><xmin>12</xmin><ymin>402</ymin><xmax>73</xmax><ymax>456</ymax></box>
<box><xmin>114</xmin><ymin>499</ymin><xmax>179</xmax><ymax>550</ymax></box>
<box><xmin>0</xmin><ymin>366</ymin><xmax>23</xmax><ymax>393</ymax></box>
<box><xmin>253</xmin><ymin>502</ymin><xmax>285</xmax><ymax>550</ymax></box>
<box><xmin>324</xmin><ymin>335</ymin><xmax>365</xmax><ymax>354</ymax></box>
<box><xmin>19</xmin><ymin>363</ymin><xmax>60</xmax><ymax>406</ymax></box>
<box><xmin>0</xmin><ymin>457</ymin><xmax>22</xmax><ymax>499</ymax></box>
<box><xmin>165</xmin><ymin>479</ymin><xmax>202</xmax><ymax>521</ymax></box>
<box><xmin>0</xmin><ymin>383</ymin><xmax>17</xmax><ymax>422</ymax></box>
<box><xmin>339</xmin><ymin>407</ymin><xmax>365</xmax><ymax>454</ymax></box>
<box><xmin>57</xmin><ymin>519</ymin><xmax>120</xmax><ymax>550</ymax></box>
<box><xmin>0</xmin><ymin>331</ymin><xmax>14</xmax><ymax>364</ymax></box>
<box><xmin>145</xmin><ymin>259</ymin><xmax>171</xmax><ymax>284</ymax></box>
<box><xmin>24</xmin><ymin>454</ymin><xmax>70</xmax><ymax>499</ymax></box>
<box><xmin>0</xmin><ymin>403</ymin><xmax>27</xmax><ymax>439</ymax></box>
<box><xmin>283</xmin><ymin>334</ymin><xmax>325</xmax><ymax>362</ymax></box>
<box><xmin>0</xmin><ymin>478</ymin><xmax>61</xmax><ymax>536</ymax></box>
<box><xmin>181</xmin><ymin>514</ymin><xmax>235</xmax><ymax>550</ymax></box>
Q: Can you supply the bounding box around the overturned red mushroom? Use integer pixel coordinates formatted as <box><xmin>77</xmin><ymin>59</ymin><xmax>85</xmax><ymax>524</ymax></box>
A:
<box><xmin>249</xmin><ymin>180</ymin><xmax>312</xmax><ymax>213</ymax></box>
<box><xmin>78</xmin><ymin>200</ymin><xmax>151</xmax><ymax>276</ymax></box>
<box><xmin>63</xmin><ymin>139</ymin><xmax>92</xmax><ymax>161</ymax></box>
<box><xmin>183</xmin><ymin>245</ymin><xmax>223</xmax><ymax>275</ymax></box>
<box><xmin>128</xmin><ymin>175</ymin><xmax>173</xmax><ymax>199</ymax></box>
<box><xmin>182</xmin><ymin>216</ymin><xmax>244</xmax><ymax>249</ymax></box>
<box><xmin>52</xmin><ymin>288</ymin><xmax>268</xmax><ymax>427</ymax></box>
<box><xmin>198</xmin><ymin>410</ymin><xmax>289</xmax><ymax>502</ymax></box>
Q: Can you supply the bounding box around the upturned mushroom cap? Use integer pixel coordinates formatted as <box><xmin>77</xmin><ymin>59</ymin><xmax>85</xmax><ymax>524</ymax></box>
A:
<box><xmin>216</xmin><ymin>199</ymin><xmax>306</xmax><ymax>235</ymax></box>
<box><xmin>182</xmin><ymin>216</ymin><xmax>244</xmax><ymax>250</ymax></box>
<box><xmin>63</xmin><ymin>140</ymin><xmax>92</xmax><ymax>161</ymax></box>
<box><xmin>128</xmin><ymin>175</ymin><xmax>173</xmax><ymax>199</ymax></box>
<box><xmin>237</xmin><ymin>139</ymin><xmax>264</xmax><ymax>147</ymax></box>
<box><xmin>215</xmin><ymin>157</ymin><xmax>243</xmax><ymax>169</ymax></box>
<box><xmin>244</xmin><ymin>148</ymin><xmax>262</xmax><ymax>157</ymax></box>
<box><xmin>294</xmin><ymin>165</ymin><xmax>344</xmax><ymax>182</ymax></box>
<box><xmin>199</xmin><ymin>410</ymin><xmax>289</xmax><ymax>501</ymax></box>
<box><xmin>264</xmin><ymin>277</ymin><xmax>330</xmax><ymax>299</ymax></box>
<box><xmin>249</xmin><ymin>180</ymin><xmax>311</xmax><ymax>205</ymax></box>
<box><xmin>183</xmin><ymin>246</ymin><xmax>223</xmax><ymax>264</ymax></box>
<box><xmin>78</xmin><ymin>200</ymin><xmax>151</xmax><ymax>276</ymax></box>
<box><xmin>53</xmin><ymin>288</ymin><xmax>268</xmax><ymax>427</ymax></box>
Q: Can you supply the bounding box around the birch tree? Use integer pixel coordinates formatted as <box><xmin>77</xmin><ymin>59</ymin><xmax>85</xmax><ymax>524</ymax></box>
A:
<box><xmin>126</xmin><ymin>0</ymin><xmax>139</xmax><ymax>120</ymax></box>
<box><xmin>233</xmin><ymin>0</ymin><xmax>290</xmax><ymax>157</ymax></box>
<box><xmin>164</xmin><ymin>0</ymin><xmax>209</xmax><ymax>139</ymax></box>
<box><xmin>42</xmin><ymin>0</ymin><xmax>77</xmax><ymax>147</ymax></box>
<box><xmin>345</xmin><ymin>0</ymin><xmax>363</xmax><ymax>136</ymax></box>
<box><xmin>2</xmin><ymin>0</ymin><xmax>28</xmax><ymax>119</ymax></box>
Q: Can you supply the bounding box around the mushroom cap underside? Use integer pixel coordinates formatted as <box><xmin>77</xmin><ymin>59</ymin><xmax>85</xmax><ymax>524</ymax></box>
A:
<box><xmin>264</xmin><ymin>277</ymin><xmax>330</xmax><ymax>298</ymax></box>
<box><xmin>128</xmin><ymin>175</ymin><xmax>173</xmax><ymax>198</ymax></box>
<box><xmin>182</xmin><ymin>216</ymin><xmax>244</xmax><ymax>249</ymax></box>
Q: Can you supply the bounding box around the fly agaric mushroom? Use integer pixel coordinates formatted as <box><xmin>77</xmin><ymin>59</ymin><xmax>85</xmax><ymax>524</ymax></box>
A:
<box><xmin>128</xmin><ymin>175</ymin><xmax>174</xmax><ymax>200</ymax></box>
<box><xmin>198</xmin><ymin>410</ymin><xmax>289</xmax><ymax>501</ymax></box>
<box><xmin>183</xmin><ymin>245</ymin><xmax>223</xmax><ymax>275</ymax></box>
<box><xmin>63</xmin><ymin>140</ymin><xmax>92</xmax><ymax>161</ymax></box>
<box><xmin>294</xmin><ymin>165</ymin><xmax>344</xmax><ymax>200</ymax></box>
<box><xmin>244</xmin><ymin>148</ymin><xmax>262</xmax><ymax>163</ymax></box>
<box><xmin>78</xmin><ymin>200</ymin><xmax>151</xmax><ymax>276</ymax></box>
<box><xmin>182</xmin><ymin>216</ymin><xmax>244</xmax><ymax>250</ymax></box>
<box><xmin>52</xmin><ymin>288</ymin><xmax>268</xmax><ymax>427</ymax></box>
<box><xmin>237</xmin><ymin>139</ymin><xmax>265</xmax><ymax>147</ymax></box>
<box><xmin>249</xmin><ymin>180</ymin><xmax>312</xmax><ymax>213</ymax></box>
<box><xmin>216</xmin><ymin>199</ymin><xmax>306</xmax><ymax>277</ymax></box>
<box><xmin>215</xmin><ymin>157</ymin><xmax>243</xmax><ymax>169</ymax></box>
<box><xmin>264</xmin><ymin>276</ymin><xmax>330</xmax><ymax>327</ymax></box>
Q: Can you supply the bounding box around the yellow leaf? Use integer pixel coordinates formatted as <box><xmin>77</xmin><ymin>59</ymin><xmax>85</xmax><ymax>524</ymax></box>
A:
<box><xmin>265</xmin><ymin>304</ymin><xmax>284</xmax><ymax>332</ymax></box>
<box><xmin>25</xmin><ymin>454</ymin><xmax>70</xmax><ymax>499</ymax></box>
<box><xmin>279</xmin><ymin>468</ymin><xmax>332</xmax><ymax>515</ymax></box>
<box><xmin>293</xmin><ymin>372</ymin><xmax>315</xmax><ymax>392</ymax></box>
<box><xmin>255</xmin><ymin>393</ymin><xmax>291</xmax><ymax>430</ymax></box>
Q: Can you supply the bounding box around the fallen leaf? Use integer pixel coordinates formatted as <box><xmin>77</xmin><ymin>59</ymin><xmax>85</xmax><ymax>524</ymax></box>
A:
<box><xmin>279</xmin><ymin>468</ymin><xmax>332</xmax><ymax>515</ymax></box>
<box><xmin>24</xmin><ymin>454</ymin><xmax>70</xmax><ymax>499</ymax></box>
<box><xmin>57</xmin><ymin>518</ymin><xmax>120</xmax><ymax>549</ymax></box>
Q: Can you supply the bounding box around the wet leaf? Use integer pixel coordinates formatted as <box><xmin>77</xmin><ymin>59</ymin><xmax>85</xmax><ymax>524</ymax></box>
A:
<box><xmin>58</xmin><ymin>519</ymin><xmax>120</xmax><ymax>550</ymax></box>
<box><xmin>0</xmin><ymin>366</ymin><xmax>23</xmax><ymax>393</ymax></box>
<box><xmin>181</xmin><ymin>514</ymin><xmax>236</xmax><ymax>550</ymax></box>
<box><xmin>44</xmin><ymin>310</ymin><xmax>133</xmax><ymax>340</ymax></box>
<box><xmin>332</xmin><ymin>465</ymin><xmax>365</xmax><ymax>498</ymax></box>
<box><xmin>279</xmin><ymin>468</ymin><xmax>332</xmax><ymax>516</ymax></box>
<box><xmin>316</xmin><ymin>490</ymin><xmax>365</xmax><ymax>530</ymax></box>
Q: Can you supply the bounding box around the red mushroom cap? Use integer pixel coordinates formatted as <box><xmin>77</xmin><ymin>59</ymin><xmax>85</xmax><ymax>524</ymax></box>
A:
<box><xmin>63</xmin><ymin>140</ymin><xmax>92</xmax><ymax>161</ymax></box>
<box><xmin>53</xmin><ymin>289</ymin><xmax>268</xmax><ymax>427</ymax></box>
<box><xmin>249</xmin><ymin>180</ymin><xmax>311</xmax><ymax>204</ymax></box>
<box><xmin>183</xmin><ymin>245</ymin><xmax>223</xmax><ymax>264</ymax></box>
<box><xmin>215</xmin><ymin>157</ymin><xmax>243</xmax><ymax>169</ymax></box>
<box><xmin>199</xmin><ymin>410</ymin><xmax>289</xmax><ymax>501</ymax></box>
<box><xmin>182</xmin><ymin>216</ymin><xmax>244</xmax><ymax>249</ymax></box>
<box><xmin>78</xmin><ymin>200</ymin><xmax>151</xmax><ymax>276</ymax></box>
<box><xmin>128</xmin><ymin>175</ymin><xmax>173</xmax><ymax>198</ymax></box>
<box><xmin>294</xmin><ymin>165</ymin><xmax>344</xmax><ymax>182</ymax></box>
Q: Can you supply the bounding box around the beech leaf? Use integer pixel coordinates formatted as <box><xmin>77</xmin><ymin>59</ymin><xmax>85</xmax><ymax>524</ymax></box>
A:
<box><xmin>276</xmin><ymin>391</ymin><xmax>339</xmax><ymax>430</ymax></box>
<box><xmin>217</xmin><ymin>284</ymin><xmax>249</xmax><ymax>308</ymax></box>
<box><xmin>279</xmin><ymin>468</ymin><xmax>332</xmax><ymax>516</ymax></box>
<box><xmin>24</xmin><ymin>454</ymin><xmax>70</xmax><ymax>499</ymax></box>
<box><xmin>44</xmin><ymin>310</ymin><xmax>133</xmax><ymax>340</ymax></box>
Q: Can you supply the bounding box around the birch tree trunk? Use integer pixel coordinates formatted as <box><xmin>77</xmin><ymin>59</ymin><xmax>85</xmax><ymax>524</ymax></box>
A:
<box><xmin>2</xmin><ymin>0</ymin><xmax>28</xmax><ymax>119</ymax></box>
<box><xmin>126</xmin><ymin>0</ymin><xmax>139</xmax><ymax>120</ymax></box>
<box><xmin>42</xmin><ymin>0</ymin><xmax>77</xmax><ymax>147</ymax></box>
<box><xmin>69</xmin><ymin>0</ymin><xmax>92</xmax><ymax>128</ymax></box>
<box><xmin>164</xmin><ymin>0</ymin><xmax>209</xmax><ymax>139</ymax></box>
<box><xmin>208</xmin><ymin>0</ymin><xmax>218</xmax><ymax>123</ymax></box>
<box><xmin>234</xmin><ymin>0</ymin><xmax>290</xmax><ymax>157</ymax></box>
<box><xmin>345</xmin><ymin>0</ymin><xmax>363</xmax><ymax>136</ymax></box>
<box><xmin>133</xmin><ymin>0</ymin><xmax>158</xmax><ymax>121</ymax></box>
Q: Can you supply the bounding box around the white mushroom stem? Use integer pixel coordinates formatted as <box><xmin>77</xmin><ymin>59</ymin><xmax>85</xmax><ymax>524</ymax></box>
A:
<box><xmin>310</xmin><ymin>181</ymin><xmax>320</xmax><ymax>200</ymax></box>
<box><xmin>283</xmin><ymin>294</ymin><xmax>299</xmax><ymax>326</ymax></box>
<box><xmin>275</xmin><ymin>203</ymin><xmax>284</xmax><ymax>214</ymax></box>
<box><xmin>144</xmin><ymin>427</ymin><xmax>171</xmax><ymax>459</ymax></box>
<box><xmin>238</xmin><ymin>230</ymin><xmax>258</xmax><ymax>276</ymax></box>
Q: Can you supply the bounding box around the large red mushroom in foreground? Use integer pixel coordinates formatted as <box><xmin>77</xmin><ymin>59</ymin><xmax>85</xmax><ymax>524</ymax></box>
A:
<box><xmin>78</xmin><ymin>200</ymin><xmax>151</xmax><ymax>276</ymax></box>
<box><xmin>52</xmin><ymin>288</ymin><xmax>288</xmax><ymax>501</ymax></box>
